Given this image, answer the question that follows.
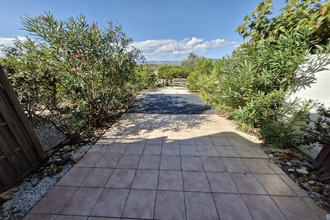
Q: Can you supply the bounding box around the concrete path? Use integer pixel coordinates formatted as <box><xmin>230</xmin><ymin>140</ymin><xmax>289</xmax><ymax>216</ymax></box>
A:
<box><xmin>25</xmin><ymin>87</ymin><xmax>326</xmax><ymax>220</ymax></box>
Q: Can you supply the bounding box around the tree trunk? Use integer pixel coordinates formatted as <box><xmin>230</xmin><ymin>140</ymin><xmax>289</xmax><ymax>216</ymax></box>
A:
<box><xmin>315</xmin><ymin>147</ymin><xmax>330</xmax><ymax>170</ymax></box>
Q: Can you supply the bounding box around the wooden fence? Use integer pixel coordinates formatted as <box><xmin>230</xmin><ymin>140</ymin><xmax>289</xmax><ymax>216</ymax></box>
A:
<box><xmin>0</xmin><ymin>66</ymin><xmax>45</xmax><ymax>193</ymax></box>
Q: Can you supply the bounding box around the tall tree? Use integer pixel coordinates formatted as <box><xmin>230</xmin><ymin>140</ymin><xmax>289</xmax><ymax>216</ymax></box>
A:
<box><xmin>181</xmin><ymin>52</ymin><xmax>204</xmax><ymax>67</ymax></box>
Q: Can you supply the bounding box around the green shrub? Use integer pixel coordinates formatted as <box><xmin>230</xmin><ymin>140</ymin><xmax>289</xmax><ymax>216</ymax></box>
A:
<box><xmin>187</xmin><ymin>59</ymin><xmax>213</xmax><ymax>91</ymax></box>
<box><xmin>0</xmin><ymin>12</ymin><xmax>144</xmax><ymax>143</ymax></box>
<box><xmin>302</xmin><ymin>104</ymin><xmax>330</xmax><ymax>148</ymax></box>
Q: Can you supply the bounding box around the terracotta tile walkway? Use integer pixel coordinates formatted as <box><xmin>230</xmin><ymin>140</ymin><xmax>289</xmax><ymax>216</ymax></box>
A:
<box><xmin>24</xmin><ymin>112</ymin><xmax>327</xmax><ymax>219</ymax></box>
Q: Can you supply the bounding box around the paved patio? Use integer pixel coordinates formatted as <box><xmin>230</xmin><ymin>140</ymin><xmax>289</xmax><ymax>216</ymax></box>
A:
<box><xmin>24</xmin><ymin>88</ymin><xmax>326</xmax><ymax>220</ymax></box>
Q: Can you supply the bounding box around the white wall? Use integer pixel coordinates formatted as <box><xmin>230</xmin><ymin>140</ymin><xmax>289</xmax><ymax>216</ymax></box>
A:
<box><xmin>289</xmin><ymin>55</ymin><xmax>330</xmax><ymax>159</ymax></box>
<box><xmin>290</xmin><ymin>55</ymin><xmax>330</xmax><ymax>113</ymax></box>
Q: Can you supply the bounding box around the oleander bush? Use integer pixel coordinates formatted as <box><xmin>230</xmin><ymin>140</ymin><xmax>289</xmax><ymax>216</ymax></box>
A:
<box><xmin>187</xmin><ymin>0</ymin><xmax>330</xmax><ymax>148</ymax></box>
<box><xmin>0</xmin><ymin>13</ymin><xmax>151</xmax><ymax>143</ymax></box>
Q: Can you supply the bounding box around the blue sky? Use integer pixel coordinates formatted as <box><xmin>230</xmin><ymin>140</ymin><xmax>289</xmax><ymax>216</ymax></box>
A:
<box><xmin>0</xmin><ymin>0</ymin><xmax>287</xmax><ymax>61</ymax></box>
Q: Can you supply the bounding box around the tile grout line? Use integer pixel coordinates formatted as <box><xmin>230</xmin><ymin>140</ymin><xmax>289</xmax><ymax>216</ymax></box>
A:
<box><xmin>201</xmin><ymin>149</ymin><xmax>222</xmax><ymax>220</ymax></box>
<box><xmin>152</xmin><ymin>136</ymin><xmax>163</xmax><ymax>219</ymax></box>
<box><xmin>178</xmin><ymin>136</ymin><xmax>188</xmax><ymax>220</ymax></box>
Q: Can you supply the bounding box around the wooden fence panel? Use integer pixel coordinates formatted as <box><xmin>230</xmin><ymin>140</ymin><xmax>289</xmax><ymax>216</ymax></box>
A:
<box><xmin>0</xmin><ymin>66</ymin><xmax>45</xmax><ymax>193</ymax></box>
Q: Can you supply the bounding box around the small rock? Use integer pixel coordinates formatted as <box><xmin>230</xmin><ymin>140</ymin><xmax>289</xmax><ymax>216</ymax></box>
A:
<box><xmin>319</xmin><ymin>176</ymin><xmax>330</xmax><ymax>184</ymax></box>
<box><xmin>56</xmin><ymin>166</ymin><xmax>63</xmax><ymax>173</ymax></box>
<box><xmin>286</xmin><ymin>162</ymin><xmax>292</xmax><ymax>166</ymax></box>
<box><xmin>299</xmin><ymin>182</ymin><xmax>310</xmax><ymax>191</ymax></box>
<box><xmin>296</xmin><ymin>167</ymin><xmax>309</xmax><ymax>175</ymax></box>
<box><xmin>54</xmin><ymin>158</ymin><xmax>65</xmax><ymax>166</ymax></box>
<box><xmin>282</xmin><ymin>154</ymin><xmax>292</xmax><ymax>160</ymax></box>
<box><xmin>307</xmin><ymin>180</ymin><xmax>315</xmax><ymax>186</ymax></box>
<box><xmin>288</xmin><ymin>168</ymin><xmax>295</xmax><ymax>173</ymax></box>
<box><xmin>322</xmin><ymin>184</ymin><xmax>330</xmax><ymax>191</ymax></box>
<box><xmin>273</xmin><ymin>152</ymin><xmax>280</xmax><ymax>157</ymax></box>
<box><xmin>309</xmin><ymin>160</ymin><xmax>322</xmax><ymax>171</ymax></box>
<box><xmin>319</xmin><ymin>199</ymin><xmax>330</xmax><ymax>208</ymax></box>
<box><xmin>63</xmin><ymin>145</ymin><xmax>71</xmax><ymax>152</ymax></box>
<box><xmin>265</xmin><ymin>149</ymin><xmax>272</xmax><ymax>154</ymax></box>
<box><xmin>54</xmin><ymin>152</ymin><xmax>61</xmax><ymax>156</ymax></box>
<box><xmin>71</xmin><ymin>151</ymin><xmax>85</xmax><ymax>163</ymax></box>
<box><xmin>0</xmin><ymin>188</ymin><xmax>18</xmax><ymax>204</ymax></box>
<box><xmin>311</xmin><ymin>186</ymin><xmax>323</xmax><ymax>194</ymax></box>
<box><xmin>46</xmin><ymin>149</ymin><xmax>56</xmax><ymax>157</ymax></box>
<box><xmin>30</xmin><ymin>176</ymin><xmax>41</xmax><ymax>186</ymax></box>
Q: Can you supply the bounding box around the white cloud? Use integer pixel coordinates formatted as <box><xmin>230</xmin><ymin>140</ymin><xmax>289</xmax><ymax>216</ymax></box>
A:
<box><xmin>132</xmin><ymin>37</ymin><xmax>236</xmax><ymax>60</ymax></box>
<box><xmin>0</xmin><ymin>36</ymin><xmax>28</xmax><ymax>47</ymax></box>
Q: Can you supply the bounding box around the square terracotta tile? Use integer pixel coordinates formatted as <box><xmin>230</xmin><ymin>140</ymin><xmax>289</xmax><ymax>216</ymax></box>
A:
<box><xmin>255</xmin><ymin>174</ymin><xmax>296</xmax><ymax>196</ymax></box>
<box><xmin>213</xmin><ymin>193</ymin><xmax>253</xmax><ymax>220</ymax></box>
<box><xmin>242</xmin><ymin>195</ymin><xmax>286</xmax><ymax>220</ymax></box>
<box><xmin>198</xmin><ymin>145</ymin><xmax>219</xmax><ymax>156</ymax></box>
<box><xmin>231</xmin><ymin>173</ymin><xmax>267</xmax><ymax>194</ymax></box>
<box><xmin>185</xmin><ymin>192</ymin><xmax>219</xmax><ymax>220</ymax></box>
<box><xmin>87</xmin><ymin>217</ymin><xmax>119</xmax><ymax>220</ymax></box>
<box><xmin>129</xmin><ymin>138</ymin><xmax>147</xmax><ymax>145</ymax></box>
<box><xmin>57</xmin><ymin>167</ymin><xmax>92</xmax><ymax>187</ymax></box>
<box><xmin>54</xmin><ymin>215</ymin><xmax>88</xmax><ymax>220</ymax></box>
<box><xmin>31</xmin><ymin>186</ymin><xmax>77</xmax><ymax>214</ymax></box>
<box><xmin>279</xmin><ymin>174</ymin><xmax>309</xmax><ymax>197</ymax></box>
<box><xmin>106</xmin><ymin>169</ymin><xmax>136</xmax><ymax>188</ymax></box>
<box><xmin>201</xmin><ymin>157</ymin><xmax>227</xmax><ymax>172</ymax></box>
<box><xmin>124</xmin><ymin>144</ymin><xmax>145</xmax><ymax>154</ymax></box>
<box><xmin>107</xmin><ymin>143</ymin><xmax>128</xmax><ymax>154</ymax></box>
<box><xmin>160</xmin><ymin>156</ymin><xmax>181</xmax><ymax>170</ymax></box>
<box><xmin>88</xmin><ymin>144</ymin><xmax>110</xmax><ymax>154</ymax></box>
<box><xmin>81</xmin><ymin>168</ymin><xmax>113</xmax><ymax>187</ymax></box>
<box><xmin>226</xmin><ymin>136</ymin><xmax>251</xmax><ymax>146</ymax></box>
<box><xmin>143</xmin><ymin>144</ymin><xmax>162</xmax><ymax>155</ymax></box>
<box><xmin>179</xmin><ymin>138</ymin><xmax>197</xmax><ymax>145</ymax></box>
<box><xmin>208</xmin><ymin>130</ymin><xmax>226</xmax><ymax>136</ymax></box>
<box><xmin>138</xmin><ymin>155</ymin><xmax>160</xmax><ymax>169</ymax></box>
<box><xmin>122</xmin><ymin>189</ymin><xmax>156</xmax><ymax>219</ymax></box>
<box><xmin>183</xmin><ymin>171</ymin><xmax>210</xmax><ymax>192</ymax></box>
<box><xmin>195</xmin><ymin>136</ymin><xmax>214</xmax><ymax>146</ymax></box>
<box><xmin>75</xmin><ymin>152</ymin><xmax>103</xmax><ymax>168</ymax></box>
<box><xmin>178</xmin><ymin>132</ymin><xmax>194</xmax><ymax>140</ymax></box>
<box><xmin>23</xmin><ymin>214</ymin><xmax>57</xmax><ymax>220</ymax></box>
<box><xmin>268</xmin><ymin>162</ymin><xmax>286</xmax><ymax>175</ymax></box>
<box><xmin>223</xmin><ymin>158</ymin><xmax>251</xmax><ymax>173</ymax></box>
<box><xmin>158</xmin><ymin>170</ymin><xmax>183</xmax><ymax>191</ymax></box>
<box><xmin>61</xmin><ymin>187</ymin><xmax>103</xmax><ymax>216</ymax></box>
<box><xmin>253</xmin><ymin>147</ymin><xmax>269</xmax><ymax>159</ymax></box>
<box><xmin>116</xmin><ymin>154</ymin><xmax>141</xmax><ymax>169</ymax></box>
<box><xmin>216</xmin><ymin>146</ymin><xmax>240</xmax><ymax>158</ymax></box>
<box><xmin>154</xmin><ymin>191</ymin><xmax>185</xmax><ymax>220</ymax></box>
<box><xmin>146</xmin><ymin>137</ymin><xmax>164</xmax><ymax>145</ymax></box>
<box><xmin>132</xmin><ymin>169</ymin><xmax>158</xmax><ymax>189</ymax></box>
<box><xmin>91</xmin><ymin>188</ymin><xmax>129</xmax><ymax>217</ymax></box>
<box><xmin>210</xmin><ymin>136</ymin><xmax>231</xmax><ymax>145</ymax></box>
<box><xmin>95</xmin><ymin>153</ymin><xmax>122</xmax><ymax>168</ymax></box>
<box><xmin>182</xmin><ymin>156</ymin><xmax>204</xmax><ymax>171</ymax></box>
<box><xmin>206</xmin><ymin>172</ymin><xmax>238</xmax><ymax>193</ymax></box>
<box><xmin>301</xmin><ymin>197</ymin><xmax>326</xmax><ymax>220</ymax></box>
<box><xmin>272</xmin><ymin>196</ymin><xmax>319</xmax><ymax>220</ymax></box>
<box><xmin>180</xmin><ymin>145</ymin><xmax>200</xmax><ymax>156</ymax></box>
<box><xmin>162</xmin><ymin>144</ymin><xmax>180</xmax><ymax>155</ymax></box>
<box><xmin>243</xmin><ymin>159</ymin><xmax>275</xmax><ymax>174</ymax></box>
<box><xmin>192</xmin><ymin>129</ymin><xmax>209</xmax><ymax>137</ymax></box>
<box><xmin>234</xmin><ymin>146</ymin><xmax>260</xmax><ymax>158</ymax></box>
<box><xmin>163</xmin><ymin>138</ymin><xmax>180</xmax><ymax>145</ymax></box>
